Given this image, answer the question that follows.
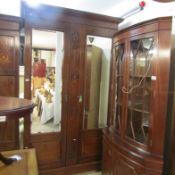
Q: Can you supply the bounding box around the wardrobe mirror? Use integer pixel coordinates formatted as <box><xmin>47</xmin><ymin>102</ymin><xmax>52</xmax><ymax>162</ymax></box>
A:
<box><xmin>31</xmin><ymin>29</ymin><xmax>64</xmax><ymax>134</ymax></box>
<box><xmin>83</xmin><ymin>35</ymin><xmax>112</xmax><ymax>129</ymax></box>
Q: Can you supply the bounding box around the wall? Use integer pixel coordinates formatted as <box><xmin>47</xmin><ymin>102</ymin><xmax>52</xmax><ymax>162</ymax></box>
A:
<box><xmin>0</xmin><ymin>0</ymin><xmax>20</xmax><ymax>16</ymax></box>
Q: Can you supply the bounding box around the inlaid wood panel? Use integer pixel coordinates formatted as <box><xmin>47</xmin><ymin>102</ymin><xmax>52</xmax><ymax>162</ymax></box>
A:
<box><xmin>66</xmin><ymin>25</ymin><xmax>84</xmax><ymax>166</ymax></box>
<box><xmin>31</xmin><ymin>133</ymin><xmax>62</xmax><ymax>169</ymax></box>
<box><xmin>0</xmin><ymin>36</ymin><xmax>16</xmax><ymax>74</ymax></box>
<box><xmin>0</xmin><ymin>76</ymin><xmax>17</xmax><ymax>96</ymax></box>
<box><xmin>80</xmin><ymin>130</ymin><xmax>102</xmax><ymax>162</ymax></box>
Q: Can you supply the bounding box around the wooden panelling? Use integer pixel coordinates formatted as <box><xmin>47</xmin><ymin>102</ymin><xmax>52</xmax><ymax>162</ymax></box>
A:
<box><xmin>0</xmin><ymin>35</ymin><xmax>16</xmax><ymax>74</ymax></box>
<box><xmin>103</xmin><ymin>134</ymin><xmax>163</xmax><ymax>175</ymax></box>
<box><xmin>0</xmin><ymin>76</ymin><xmax>17</xmax><ymax>96</ymax></box>
<box><xmin>31</xmin><ymin>133</ymin><xmax>62</xmax><ymax>169</ymax></box>
<box><xmin>113</xmin><ymin>17</ymin><xmax>171</xmax><ymax>44</ymax></box>
<box><xmin>80</xmin><ymin>130</ymin><xmax>102</xmax><ymax>162</ymax></box>
<box><xmin>0</xmin><ymin>120</ymin><xmax>18</xmax><ymax>151</ymax></box>
<box><xmin>0</xmin><ymin>15</ymin><xmax>21</xmax><ymax>31</ymax></box>
<box><xmin>40</xmin><ymin>161</ymin><xmax>101</xmax><ymax>175</ymax></box>
<box><xmin>21</xmin><ymin>1</ymin><xmax>122</xmax><ymax>30</ymax></box>
<box><xmin>32</xmin><ymin>141</ymin><xmax>61</xmax><ymax>162</ymax></box>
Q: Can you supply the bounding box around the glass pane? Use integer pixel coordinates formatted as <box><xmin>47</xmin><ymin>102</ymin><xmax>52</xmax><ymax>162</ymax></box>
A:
<box><xmin>115</xmin><ymin>104</ymin><xmax>122</xmax><ymax>130</ymax></box>
<box><xmin>31</xmin><ymin>29</ymin><xmax>64</xmax><ymax>134</ymax></box>
<box><xmin>130</xmin><ymin>38</ymin><xmax>154</xmax><ymax>76</ymax></box>
<box><xmin>126</xmin><ymin>110</ymin><xmax>149</xmax><ymax>143</ymax></box>
<box><xmin>115</xmin><ymin>45</ymin><xmax>124</xmax><ymax>75</ymax></box>
<box><xmin>83</xmin><ymin>35</ymin><xmax>112</xmax><ymax>129</ymax></box>
<box><xmin>126</xmin><ymin>37</ymin><xmax>154</xmax><ymax>144</ymax></box>
<box><xmin>114</xmin><ymin>44</ymin><xmax>124</xmax><ymax>131</ymax></box>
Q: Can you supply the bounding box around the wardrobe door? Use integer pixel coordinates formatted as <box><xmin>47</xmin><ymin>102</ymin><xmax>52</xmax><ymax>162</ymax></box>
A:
<box><xmin>27</xmin><ymin>29</ymin><xmax>67</xmax><ymax>170</ymax></box>
<box><xmin>79</xmin><ymin>35</ymin><xmax>112</xmax><ymax>163</ymax></box>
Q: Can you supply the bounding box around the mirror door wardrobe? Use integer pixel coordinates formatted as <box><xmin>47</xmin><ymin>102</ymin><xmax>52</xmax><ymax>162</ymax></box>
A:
<box><xmin>84</xmin><ymin>35</ymin><xmax>112</xmax><ymax>129</ymax></box>
<box><xmin>79</xmin><ymin>35</ymin><xmax>112</xmax><ymax>163</ymax></box>
<box><xmin>31</xmin><ymin>29</ymin><xmax>63</xmax><ymax>134</ymax></box>
<box><xmin>21</xmin><ymin>1</ymin><xmax>122</xmax><ymax>173</ymax></box>
<box><xmin>31</xmin><ymin>29</ymin><xmax>65</xmax><ymax>168</ymax></box>
<box><xmin>23</xmin><ymin>25</ymin><xmax>68</xmax><ymax>169</ymax></box>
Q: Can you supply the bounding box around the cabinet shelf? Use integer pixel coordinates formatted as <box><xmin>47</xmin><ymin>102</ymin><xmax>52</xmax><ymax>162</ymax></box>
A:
<box><xmin>116</xmin><ymin>74</ymin><xmax>123</xmax><ymax>77</ymax></box>
<box><xmin>129</xmin><ymin>75</ymin><xmax>151</xmax><ymax>79</ymax></box>
<box><xmin>116</xmin><ymin>102</ymin><xmax>122</xmax><ymax>106</ymax></box>
<box><xmin>128</xmin><ymin>106</ymin><xmax>149</xmax><ymax>114</ymax></box>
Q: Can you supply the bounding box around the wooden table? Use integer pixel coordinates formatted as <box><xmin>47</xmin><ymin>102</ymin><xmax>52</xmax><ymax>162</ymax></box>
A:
<box><xmin>0</xmin><ymin>96</ymin><xmax>35</xmax><ymax>148</ymax></box>
<box><xmin>0</xmin><ymin>96</ymin><xmax>35</xmax><ymax>166</ymax></box>
<box><xmin>0</xmin><ymin>149</ymin><xmax>38</xmax><ymax>175</ymax></box>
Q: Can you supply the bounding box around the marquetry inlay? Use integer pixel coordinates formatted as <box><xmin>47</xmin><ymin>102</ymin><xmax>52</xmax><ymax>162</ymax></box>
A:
<box><xmin>0</xmin><ymin>36</ymin><xmax>13</xmax><ymax>65</ymax></box>
<box><xmin>0</xmin><ymin>55</ymin><xmax>9</xmax><ymax>64</ymax></box>
<box><xmin>71</xmin><ymin>31</ymin><xmax>80</xmax><ymax>49</ymax></box>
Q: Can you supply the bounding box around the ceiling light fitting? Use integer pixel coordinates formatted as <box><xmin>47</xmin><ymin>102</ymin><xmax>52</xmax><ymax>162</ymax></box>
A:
<box><xmin>121</xmin><ymin>1</ymin><xmax>146</xmax><ymax>19</ymax></box>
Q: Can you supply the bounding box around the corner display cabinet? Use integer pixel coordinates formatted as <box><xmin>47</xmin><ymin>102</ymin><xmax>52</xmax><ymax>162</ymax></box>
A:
<box><xmin>103</xmin><ymin>17</ymin><xmax>172</xmax><ymax>175</ymax></box>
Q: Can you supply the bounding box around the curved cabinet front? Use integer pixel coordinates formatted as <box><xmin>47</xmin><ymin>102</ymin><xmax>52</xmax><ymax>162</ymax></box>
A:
<box><xmin>102</xmin><ymin>132</ymin><xmax>162</xmax><ymax>175</ymax></box>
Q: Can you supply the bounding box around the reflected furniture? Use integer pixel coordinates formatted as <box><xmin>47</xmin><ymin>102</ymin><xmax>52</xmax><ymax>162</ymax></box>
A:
<box><xmin>35</xmin><ymin>89</ymin><xmax>55</xmax><ymax>124</ymax></box>
<box><xmin>103</xmin><ymin>17</ymin><xmax>172</xmax><ymax>175</ymax></box>
<box><xmin>0</xmin><ymin>96</ymin><xmax>35</xmax><ymax>149</ymax></box>
<box><xmin>0</xmin><ymin>149</ymin><xmax>38</xmax><ymax>175</ymax></box>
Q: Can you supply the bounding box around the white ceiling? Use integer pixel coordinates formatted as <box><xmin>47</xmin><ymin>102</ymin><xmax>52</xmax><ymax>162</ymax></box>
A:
<box><xmin>24</xmin><ymin>0</ymin><xmax>145</xmax><ymax>17</ymax></box>
<box><xmin>24</xmin><ymin>0</ymin><xmax>175</xmax><ymax>18</ymax></box>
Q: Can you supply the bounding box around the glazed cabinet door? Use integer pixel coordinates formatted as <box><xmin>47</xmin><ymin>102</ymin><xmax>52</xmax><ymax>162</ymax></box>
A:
<box><xmin>109</xmin><ymin>41</ymin><xmax>125</xmax><ymax>134</ymax></box>
<box><xmin>124</xmin><ymin>33</ymin><xmax>156</xmax><ymax>149</ymax></box>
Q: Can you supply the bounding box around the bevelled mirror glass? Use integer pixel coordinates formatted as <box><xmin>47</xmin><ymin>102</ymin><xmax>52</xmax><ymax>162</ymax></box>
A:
<box><xmin>31</xmin><ymin>29</ymin><xmax>64</xmax><ymax>134</ymax></box>
<box><xmin>83</xmin><ymin>35</ymin><xmax>112</xmax><ymax>129</ymax></box>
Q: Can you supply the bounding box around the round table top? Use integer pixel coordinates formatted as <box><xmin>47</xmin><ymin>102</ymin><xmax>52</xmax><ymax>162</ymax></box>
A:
<box><xmin>0</xmin><ymin>96</ymin><xmax>35</xmax><ymax>116</ymax></box>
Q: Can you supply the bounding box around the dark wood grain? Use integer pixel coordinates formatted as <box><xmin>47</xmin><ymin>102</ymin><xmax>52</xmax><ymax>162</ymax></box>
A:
<box><xmin>0</xmin><ymin>96</ymin><xmax>34</xmax><ymax>116</ymax></box>
<box><xmin>0</xmin><ymin>15</ymin><xmax>21</xmax><ymax>151</ymax></box>
<box><xmin>0</xmin><ymin>96</ymin><xmax>34</xmax><ymax>151</ymax></box>
<box><xmin>21</xmin><ymin>2</ymin><xmax>122</xmax><ymax>174</ymax></box>
<box><xmin>104</xmin><ymin>17</ymin><xmax>173</xmax><ymax>175</ymax></box>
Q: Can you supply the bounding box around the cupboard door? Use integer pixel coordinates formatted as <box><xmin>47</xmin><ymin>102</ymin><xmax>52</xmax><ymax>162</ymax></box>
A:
<box><xmin>125</xmin><ymin>35</ymin><xmax>155</xmax><ymax>147</ymax></box>
<box><xmin>102</xmin><ymin>140</ymin><xmax>113</xmax><ymax>175</ymax></box>
<box><xmin>103</xmin><ymin>137</ymin><xmax>145</xmax><ymax>175</ymax></box>
<box><xmin>115</xmin><ymin>157</ymin><xmax>145</xmax><ymax>175</ymax></box>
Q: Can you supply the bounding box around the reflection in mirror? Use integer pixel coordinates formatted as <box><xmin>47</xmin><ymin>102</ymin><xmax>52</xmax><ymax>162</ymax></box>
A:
<box><xmin>31</xmin><ymin>29</ymin><xmax>64</xmax><ymax>134</ymax></box>
<box><xmin>19</xmin><ymin>30</ymin><xmax>25</xmax><ymax>99</ymax></box>
<box><xmin>84</xmin><ymin>35</ymin><xmax>112</xmax><ymax>129</ymax></box>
